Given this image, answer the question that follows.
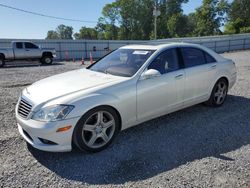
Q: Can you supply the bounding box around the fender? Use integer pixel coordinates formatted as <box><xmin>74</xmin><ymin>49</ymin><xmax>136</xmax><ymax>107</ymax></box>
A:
<box><xmin>208</xmin><ymin>66</ymin><xmax>232</xmax><ymax>95</ymax></box>
<box><xmin>65</xmin><ymin>92</ymin><xmax>137</xmax><ymax>130</ymax></box>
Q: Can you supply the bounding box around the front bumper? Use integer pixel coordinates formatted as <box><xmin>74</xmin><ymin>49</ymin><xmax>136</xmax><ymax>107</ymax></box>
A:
<box><xmin>16</xmin><ymin>115</ymin><xmax>79</xmax><ymax>152</ymax></box>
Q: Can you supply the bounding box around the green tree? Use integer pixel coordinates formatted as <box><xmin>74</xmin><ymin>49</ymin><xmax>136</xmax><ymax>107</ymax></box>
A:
<box><xmin>46</xmin><ymin>30</ymin><xmax>59</xmax><ymax>39</ymax></box>
<box><xmin>97</xmin><ymin>0</ymin><xmax>191</xmax><ymax>40</ymax></box>
<box><xmin>154</xmin><ymin>0</ymin><xmax>170</xmax><ymax>39</ymax></box>
<box><xmin>102</xmin><ymin>3</ymin><xmax>120</xmax><ymax>24</ymax></box>
<box><xmin>96</xmin><ymin>17</ymin><xmax>119</xmax><ymax>40</ymax></box>
<box><xmin>95</xmin><ymin>17</ymin><xmax>107</xmax><ymax>39</ymax></box>
<box><xmin>224</xmin><ymin>0</ymin><xmax>250</xmax><ymax>34</ymax></box>
<box><xmin>74</xmin><ymin>27</ymin><xmax>98</xmax><ymax>39</ymax></box>
<box><xmin>167</xmin><ymin>13</ymin><xmax>191</xmax><ymax>37</ymax></box>
<box><xmin>98</xmin><ymin>0</ymin><xmax>154</xmax><ymax>40</ymax></box>
<box><xmin>193</xmin><ymin>0</ymin><xmax>229</xmax><ymax>36</ymax></box>
<box><xmin>156</xmin><ymin>0</ymin><xmax>189</xmax><ymax>38</ymax></box>
<box><xmin>96</xmin><ymin>3</ymin><xmax>120</xmax><ymax>40</ymax></box>
<box><xmin>46</xmin><ymin>25</ymin><xmax>73</xmax><ymax>39</ymax></box>
<box><xmin>56</xmin><ymin>24</ymin><xmax>73</xmax><ymax>39</ymax></box>
<box><xmin>118</xmin><ymin>0</ymin><xmax>155</xmax><ymax>40</ymax></box>
<box><xmin>185</xmin><ymin>13</ymin><xmax>197</xmax><ymax>36</ymax></box>
<box><xmin>165</xmin><ymin>0</ymin><xmax>188</xmax><ymax>16</ymax></box>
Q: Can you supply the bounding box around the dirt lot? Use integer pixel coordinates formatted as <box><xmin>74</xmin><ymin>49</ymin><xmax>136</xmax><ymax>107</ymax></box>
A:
<box><xmin>1</xmin><ymin>51</ymin><xmax>250</xmax><ymax>188</ymax></box>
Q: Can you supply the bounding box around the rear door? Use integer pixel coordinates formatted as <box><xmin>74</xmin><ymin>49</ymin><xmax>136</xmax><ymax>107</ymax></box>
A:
<box><xmin>180</xmin><ymin>47</ymin><xmax>217</xmax><ymax>105</ymax></box>
<box><xmin>13</xmin><ymin>42</ymin><xmax>26</xmax><ymax>59</ymax></box>
<box><xmin>24</xmin><ymin>42</ymin><xmax>41</xmax><ymax>58</ymax></box>
<box><xmin>136</xmin><ymin>48</ymin><xmax>185</xmax><ymax>120</ymax></box>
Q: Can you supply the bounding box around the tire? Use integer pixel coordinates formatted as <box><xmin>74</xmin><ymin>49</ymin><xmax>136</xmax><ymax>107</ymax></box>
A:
<box><xmin>41</xmin><ymin>55</ymin><xmax>53</xmax><ymax>65</ymax></box>
<box><xmin>73</xmin><ymin>106</ymin><xmax>120</xmax><ymax>152</ymax></box>
<box><xmin>0</xmin><ymin>56</ymin><xmax>5</xmax><ymax>67</ymax></box>
<box><xmin>205</xmin><ymin>78</ymin><xmax>228</xmax><ymax>107</ymax></box>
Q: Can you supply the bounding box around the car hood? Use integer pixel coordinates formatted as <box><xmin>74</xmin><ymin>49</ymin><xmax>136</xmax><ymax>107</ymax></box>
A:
<box><xmin>24</xmin><ymin>68</ymin><xmax>125</xmax><ymax>105</ymax></box>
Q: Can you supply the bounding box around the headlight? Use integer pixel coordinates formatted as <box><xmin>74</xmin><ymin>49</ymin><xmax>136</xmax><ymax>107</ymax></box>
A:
<box><xmin>32</xmin><ymin>105</ymin><xmax>74</xmax><ymax>122</ymax></box>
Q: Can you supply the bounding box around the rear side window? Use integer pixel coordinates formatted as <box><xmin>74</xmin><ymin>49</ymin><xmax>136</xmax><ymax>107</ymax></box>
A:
<box><xmin>148</xmin><ymin>48</ymin><xmax>179</xmax><ymax>74</ymax></box>
<box><xmin>181</xmin><ymin>48</ymin><xmax>206</xmax><ymax>68</ymax></box>
<box><xmin>16</xmin><ymin>42</ymin><xmax>23</xmax><ymax>49</ymax></box>
<box><xmin>25</xmin><ymin>42</ymin><xmax>38</xmax><ymax>49</ymax></box>
<box><xmin>205</xmin><ymin>53</ymin><xmax>216</xmax><ymax>63</ymax></box>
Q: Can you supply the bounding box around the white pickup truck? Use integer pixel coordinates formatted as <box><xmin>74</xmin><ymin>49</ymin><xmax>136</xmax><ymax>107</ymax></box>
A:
<box><xmin>0</xmin><ymin>41</ymin><xmax>56</xmax><ymax>67</ymax></box>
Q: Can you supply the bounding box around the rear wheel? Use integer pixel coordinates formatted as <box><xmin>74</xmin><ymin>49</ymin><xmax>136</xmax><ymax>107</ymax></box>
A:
<box><xmin>206</xmin><ymin>78</ymin><xmax>228</xmax><ymax>107</ymax></box>
<box><xmin>41</xmin><ymin>55</ymin><xmax>53</xmax><ymax>65</ymax></box>
<box><xmin>73</xmin><ymin>106</ymin><xmax>120</xmax><ymax>152</ymax></box>
<box><xmin>0</xmin><ymin>56</ymin><xmax>5</xmax><ymax>67</ymax></box>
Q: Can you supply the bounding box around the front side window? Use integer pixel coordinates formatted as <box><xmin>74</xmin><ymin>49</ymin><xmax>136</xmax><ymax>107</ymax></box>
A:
<box><xmin>89</xmin><ymin>49</ymin><xmax>155</xmax><ymax>77</ymax></box>
<box><xmin>148</xmin><ymin>48</ymin><xmax>179</xmax><ymax>74</ymax></box>
<box><xmin>25</xmin><ymin>42</ymin><xmax>38</xmax><ymax>49</ymax></box>
<box><xmin>181</xmin><ymin>48</ymin><xmax>206</xmax><ymax>68</ymax></box>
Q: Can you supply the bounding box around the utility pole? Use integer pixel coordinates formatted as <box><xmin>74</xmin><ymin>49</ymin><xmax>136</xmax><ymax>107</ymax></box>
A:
<box><xmin>153</xmin><ymin>6</ymin><xmax>161</xmax><ymax>40</ymax></box>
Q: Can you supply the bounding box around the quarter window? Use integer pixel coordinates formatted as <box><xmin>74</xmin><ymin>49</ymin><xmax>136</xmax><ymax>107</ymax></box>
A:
<box><xmin>181</xmin><ymin>48</ymin><xmax>206</xmax><ymax>68</ymax></box>
<box><xmin>148</xmin><ymin>48</ymin><xmax>179</xmax><ymax>74</ymax></box>
<box><xmin>205</xmin><ymin>53</ymin><xmax>216</xmax><ymax>63</ymax></box>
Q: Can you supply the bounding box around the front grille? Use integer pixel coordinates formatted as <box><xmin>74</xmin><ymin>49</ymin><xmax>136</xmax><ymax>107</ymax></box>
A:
<box><xmin>18</xmin><ymin>98</ymin><xmax>32</xmax><ymax>118</ymax></box>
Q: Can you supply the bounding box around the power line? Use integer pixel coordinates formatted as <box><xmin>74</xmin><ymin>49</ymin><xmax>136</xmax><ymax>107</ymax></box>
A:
<box><xmin>0</xmin><ymin>3</ymin><xmax>97</xmax><ymax>23</ymax></box>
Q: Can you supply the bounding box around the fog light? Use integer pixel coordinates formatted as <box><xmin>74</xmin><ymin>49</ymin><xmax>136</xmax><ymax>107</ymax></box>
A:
<box><xmin>56</xmin><ymin>125</ymin><xmax>72</xmax><ymax>132</ymax></box>
<box><xmin>38</xmin><ymin>138</ymin><xmax>57</xmax><ymax>145</ymax></box>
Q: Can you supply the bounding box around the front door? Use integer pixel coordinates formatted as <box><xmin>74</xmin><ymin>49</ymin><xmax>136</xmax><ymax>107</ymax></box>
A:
<box><xmin>136</xmin><ymin>48</ymin><xmax>185</xmax><ymax>121</ymax></box>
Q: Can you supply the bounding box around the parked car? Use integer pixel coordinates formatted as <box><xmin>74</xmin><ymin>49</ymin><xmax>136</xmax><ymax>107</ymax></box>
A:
<box><xmin>0</xmin><ymin>41</ymin><xmax>56</xmax><ymax>67</ymax></box>
<box><xmin>15</xmin><ymin>43</ymin><xmax>237</xmax><ymax>152</ymax></box>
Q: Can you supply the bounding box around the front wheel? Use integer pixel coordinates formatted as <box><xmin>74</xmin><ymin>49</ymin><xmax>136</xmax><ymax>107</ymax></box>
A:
<box><xmin>205</xmin><ymin>78</ymin><xmax>228</xmax><ymax>107</ymax></box>
<box><xmin>73</xmin><ymin>106</ymin><xmax>120</xmax><ymax>152</ymax></box>
<box><xmin>41</xmin><ymin>56</ymin><xmax>53</xmax><ymax>65</ymax></box>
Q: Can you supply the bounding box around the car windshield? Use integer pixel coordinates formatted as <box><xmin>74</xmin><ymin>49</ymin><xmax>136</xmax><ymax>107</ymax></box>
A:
<box><xmin>89</xmin><ymin>49</ymin><xmax>155</xmax><ymax>77</ymax></box>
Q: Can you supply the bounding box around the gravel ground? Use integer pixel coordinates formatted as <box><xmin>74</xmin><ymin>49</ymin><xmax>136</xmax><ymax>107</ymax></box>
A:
<box><xmin>0</xmin><ymin>51</ymin><xmax>250</xmax><ymax>188</ymax></box>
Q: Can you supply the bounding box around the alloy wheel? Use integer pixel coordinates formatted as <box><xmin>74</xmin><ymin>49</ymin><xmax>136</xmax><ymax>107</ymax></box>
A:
<box><xmin>214</xmin><ymin>81</ymin><xmax>228</xmax><ymax>105</ymax></box>
<box><xmin>81</xmin><ymin>111</ymin><xmax>116</xmax><ymax>149</ymax></box>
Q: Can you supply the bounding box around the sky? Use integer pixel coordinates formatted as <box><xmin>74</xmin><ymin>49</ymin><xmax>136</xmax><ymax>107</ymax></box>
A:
<box><xmin>0</xmin><ymin>0</ymin><xmax>204</xmax><ymax>39</ymax></box>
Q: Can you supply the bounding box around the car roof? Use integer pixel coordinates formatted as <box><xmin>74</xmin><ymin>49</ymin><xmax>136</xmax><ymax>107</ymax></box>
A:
<box><xmin>11</xmin><ymin>41</ymin><xmax>32</xmax><ymax>43</ymax></box>
<box><xmin>120</xmin><ymin>42</ymin><xmax>225</xmax><ymax>62</ymax></box>
<box><xmin>120</xmin><ymin>42</ymin><xmax>205</xmax><ymax>50</ymax></box>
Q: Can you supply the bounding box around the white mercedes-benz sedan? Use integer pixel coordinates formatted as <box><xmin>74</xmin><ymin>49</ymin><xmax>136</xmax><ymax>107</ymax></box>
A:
<box><xmin>16</xmin><ymin>43</ymin><xmax>237</xmax><ymax>152</ymax></box>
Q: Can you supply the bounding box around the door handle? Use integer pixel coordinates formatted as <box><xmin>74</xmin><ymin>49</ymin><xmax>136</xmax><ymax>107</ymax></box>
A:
<box><xmin>26</xmin><ymin>49</ymin><xmax>30</xmax><ymax>51</ymax></box>
<box><xmin>175</xmin><ymin>74</ymin><xmax>184</xmax><ymax>79</ymax></box>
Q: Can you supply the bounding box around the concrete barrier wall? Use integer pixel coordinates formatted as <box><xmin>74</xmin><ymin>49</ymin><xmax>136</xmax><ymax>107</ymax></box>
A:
<box><xmin>0</xmin><ymin>33</ymin><xmax>250</xmax><ymax>60</ymax></box>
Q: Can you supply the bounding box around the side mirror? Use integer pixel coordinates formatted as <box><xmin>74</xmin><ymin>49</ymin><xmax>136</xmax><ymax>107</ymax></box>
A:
<box><xmin>140</xmin><ymin>69</ymin><xmax>161</xmax><ymax>80</ymax></box>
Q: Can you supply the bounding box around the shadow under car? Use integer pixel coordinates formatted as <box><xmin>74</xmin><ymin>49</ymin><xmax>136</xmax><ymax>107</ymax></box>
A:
<box><xmin>28</xmin><ymin>94</ymin><xmax>250</xmax><ymax>185</ymax></box>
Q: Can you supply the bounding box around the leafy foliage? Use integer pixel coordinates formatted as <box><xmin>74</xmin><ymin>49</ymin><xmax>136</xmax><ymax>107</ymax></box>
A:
<box><xmin>46</xmin><ymin>30</ymin><xmax>59</xmax><ymax>39</ymax></box>
<box><xmin>74</xmin><ymin>27</ymin><xmax>98</xmax><ymax>40</ymax></box>
<box><xmin>224</xmin><ymin>0</ymin><xmax>250</xmax><ymax>34</ymax></box>
<box><xmin>193</xmin><ymin>0</ymin><xmax>229</xmax><ymax>36</ymax></box>
<box><xmin>46</xmin><ymin>0</ymin><xmax>250</xmax><ymax>40</ymax></box>
<box><xmin>97</xmin><ymin>2</ymin><xmax>120</xmax><ymax>39</ymax></box>
<box><xmin>46</xmin><ymin>24</ymin><xmax>73</xmax><ymax>39</ymax></box>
